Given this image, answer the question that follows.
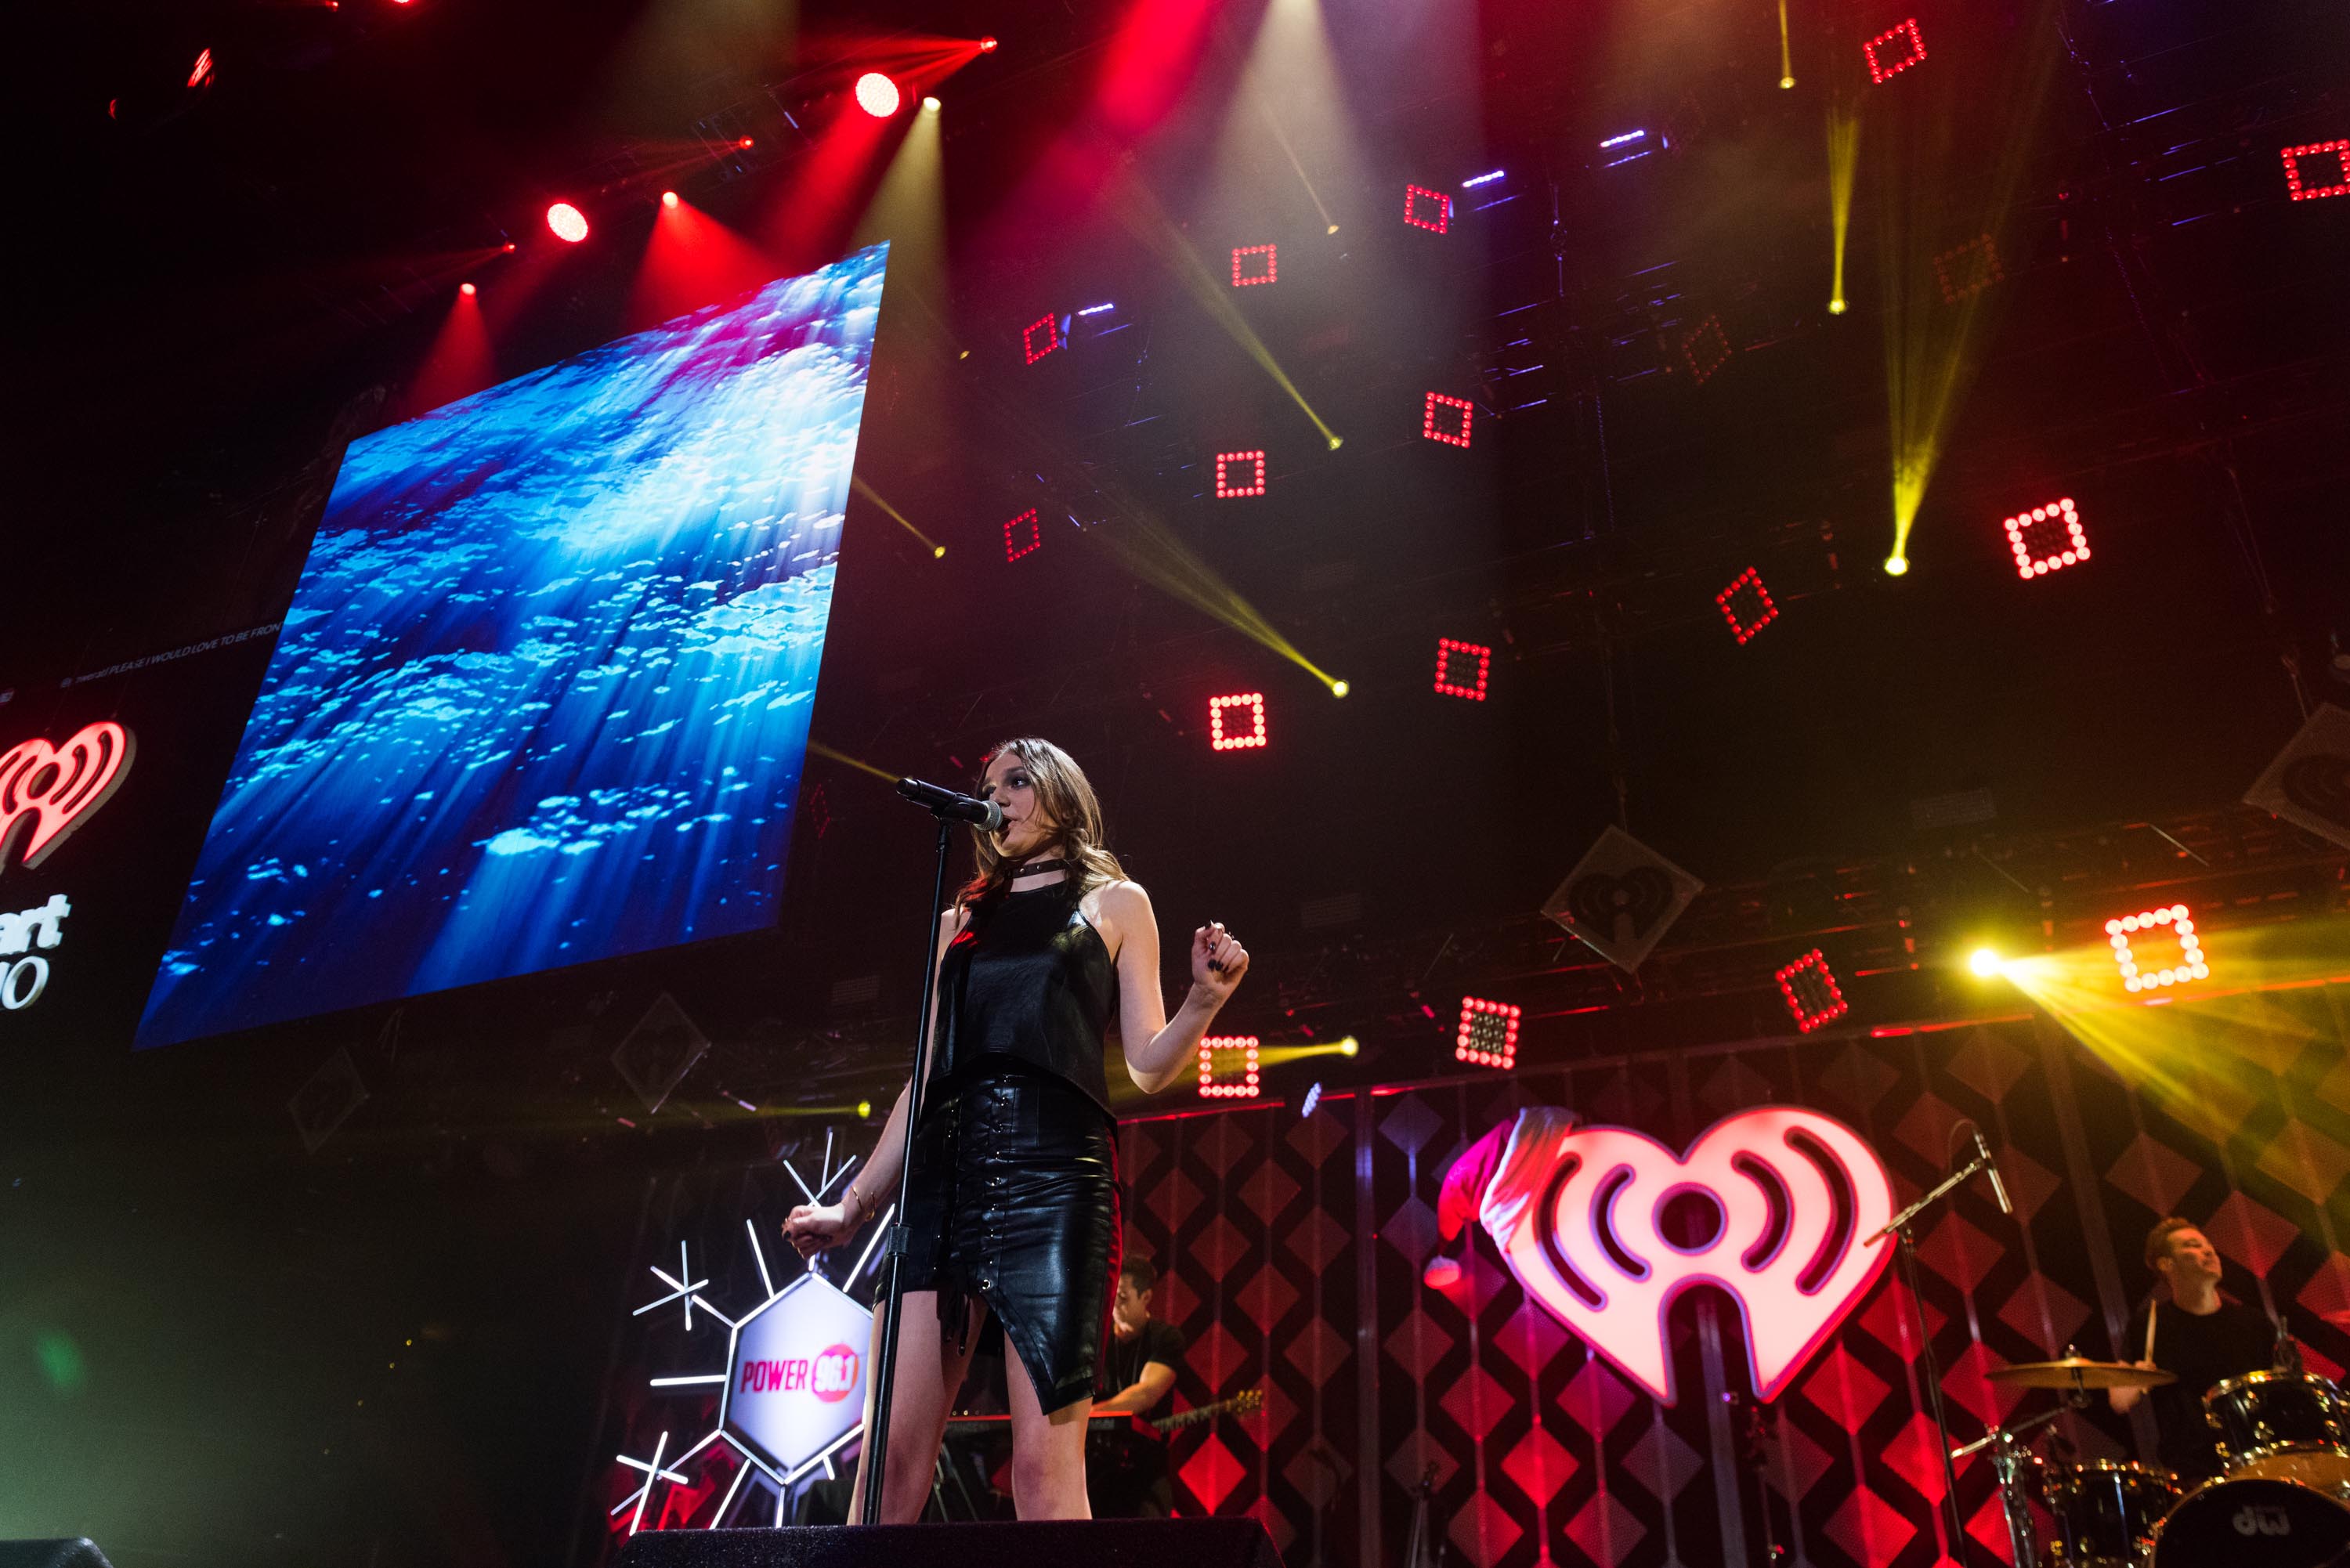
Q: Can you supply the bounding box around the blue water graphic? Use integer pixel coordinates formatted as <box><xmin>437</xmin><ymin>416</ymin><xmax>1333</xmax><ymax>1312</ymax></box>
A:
<box><xmin>136</xmin><ymin>244</ymin><xmax>888</xmax><ymax>1047</ymax></box>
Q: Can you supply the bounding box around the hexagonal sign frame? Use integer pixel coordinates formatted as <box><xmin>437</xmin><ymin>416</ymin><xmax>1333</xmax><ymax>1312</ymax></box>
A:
<box><xmin>721</xmin><ymin>1271</ymin><xmax>871</xmax><ymax>1482</ymax></box>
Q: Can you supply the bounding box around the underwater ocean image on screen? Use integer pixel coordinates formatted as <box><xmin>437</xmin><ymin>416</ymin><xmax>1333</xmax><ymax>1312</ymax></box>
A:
<box><xmin>136</xmin><ymin>244</ymin><xmax>888</xmax><ymax>1048</ymax></box>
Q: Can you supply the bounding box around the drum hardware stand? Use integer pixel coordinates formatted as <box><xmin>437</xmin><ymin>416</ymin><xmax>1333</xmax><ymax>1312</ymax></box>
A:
<box><xmin>859</xmin><ymin>814</ymin><xmax>960</xmax><ymax>1526</ymax></box>
<box><xmin>1871</xmin><ymin>1141</ymin><xmax>2008</xmax><ymax>1568</ymax></box>
<box><xmin>1951</xmin><ymin>1400</ymin><xmax>2077</xmax><ymax>1568</ymax></box>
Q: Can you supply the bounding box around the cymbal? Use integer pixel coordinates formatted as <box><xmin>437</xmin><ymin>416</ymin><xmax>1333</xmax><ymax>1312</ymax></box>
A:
<box><xmin>1989</xmin><ymin>1357</ymin><xmax>2178</xmax><ymax>1389</ymax></box>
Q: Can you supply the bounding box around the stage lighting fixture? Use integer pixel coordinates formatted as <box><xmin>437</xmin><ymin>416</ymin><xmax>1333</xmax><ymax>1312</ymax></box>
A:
<box><xmin>1681</xmin><ymin>316</ymin><xmax>1733</xmax><ymax>384</ymax></box>
<box><xmin>1208</xmin><ymin>693</ymin><xmax>1268</xmax><ymax>751</ymax></box>
<box><xmin>2001</xmin><ymin>497</ymin><xmax>2091</xmax><ymax>580</ymax></box>
<box><xmin>1864</xmin><ymin>19</ymin><xmax>1926</xmax><ymax>84</ymax></box>
<box><xmin>1462</xmin><ymin>170</ymin><xmax>1506</xmax><ymax>188</ymax></box>
<box><xmin>1883</xmin><ymin>555</ymin><xmax>1909</xmax><ymax>576</ymax></box>
<box><xmin>854</xmin><ymin>73</ymin><xmax>902</xmax><ymax>118</ymax></box>
<box><xmin>1231</xmin><ymin>244</ymin><xmax>1277</xmax><ymax>287</ymax></box>
<box><xmin>545</xmin><ymin>202</ymin><xmax>589</xmax><ymax>243</ymax></box>
<box><xmin>1021</xmin><ymin>314</ymin><xmax>1061</xmax><ymax>365</ymax></box>
<box><xmin>2282</xmin><ymin>141</ymin><xmax>2350</xmax><ymax>201</ymax></box>
<box><xmin>458</xmin><ymin>282</ymin><xmax>477</xmax><ymax>298</ymax></box>
<box><xmin>1214</xmin><ymin>451</ymin><xmax>1267</xmax><ymax>498</ymax></box>
<box><xmin>738</xmin><ymin>137</ymin><xmax>754</xmax><ymax>149</ymax></box>
<box><xmin>1076</xmin><ymin>303</ymin><xmax>1116</xmax><ymax>316</ymax></box>
<box><xmin>1715</xmin><ymin>568</ymin><xmax>1777</xmax><ymax>645</ymax></box>
<box><xmin>1197</xmin><ymin>1035</ymin><xmax>1261</xmax><ymax>1099</ymax></box>
<box><xmin>1423</xmin><ymin>392</ymin><xmax>1474</xmax><ymax>448</ymax></box>
<box><xmin>1339</xmin><ymin>1037</ymin><xmax>1359</xmax><ymax>1057</ymax></box>
<box><xmin>1599</xmin><ymin>130</ymin><xmax>1647</xmax><ymax>150</ymax></box>
<box><xmin>1934</xmin><ymin>234</ymin><xmax>2004</xmax><ymax>303</ymax></box>
<box><xmin>1403</xmin><ymin>185</ymin><xmax>1452</xmax><ymax>233</ymax></box>
<box><xmin>1828</xmin><ymin>298</ymin><xmax>1848</xmax><ymax>315</ymax></box>
<box><xmin>187</xmin><ymin>48</ymin><xmax>215</xmax><ymax>89</ymax></box>
<box><xmin>1781</xmin><ymin>75</ymin><xmax>1796</xmax><ymax>89</ymax></box>
<box><xmin>1003</xmin><ymin>508</ymin><xmax>1041</xmax><ymax>563</ymax></box>
<box><xmin>979</xmin><ymin>35</ymin><xmax>998</xmax><ymax>52</ymax></box>
<box><xmin>660</xmin><ymin>190</ymin><xmax>679</xmax><ymax>209</ymax></box>
<box><xmin>1969</xmin><ymin>948</ymin><xmax>2005</xmax><ymax>977</ymax></box>
<box><xmin>1330</xmin><ymin>681</ymin><xmax>1350</xmax><ymax>698</ymax></box>
<box><xmin>2108</xmin><ymin>905</ymin><xmax>2207</xmax><ymax>993</ymax></box>
<box><xmin>1433</xmin><ymin>638</ymin><xmax>1491</xmax><ymax>701</ymax></box>
<box><xmin>1455</xmin><ymin>997</ymin><xmax>1520</xmax><ymax>1069</ymax></box>
<box><xmin>1774</xmin><ymin>950</ymin><xmax>1849</xmax><ymax>1032</ymax></box>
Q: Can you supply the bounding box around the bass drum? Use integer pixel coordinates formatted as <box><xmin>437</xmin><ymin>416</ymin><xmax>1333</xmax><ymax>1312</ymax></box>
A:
<box><xmin>2149</xmin><ymin>1476</ymin><xmax>2350</xmax><ymax>1568</ymax></box>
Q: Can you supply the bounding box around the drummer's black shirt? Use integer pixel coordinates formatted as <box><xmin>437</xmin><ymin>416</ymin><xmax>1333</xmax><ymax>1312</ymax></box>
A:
<box><xmin>2120</xmin><ymin>1296</ymin><xmax>2277</xmax><ymax>1477</ymax></box>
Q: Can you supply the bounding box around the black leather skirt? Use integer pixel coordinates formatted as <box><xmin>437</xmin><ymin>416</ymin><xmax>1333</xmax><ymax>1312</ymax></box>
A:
<box><xmin>900</xmin><ymin>1061</ymin><xmax>1122</xmax><ymax>1413</ymax></box>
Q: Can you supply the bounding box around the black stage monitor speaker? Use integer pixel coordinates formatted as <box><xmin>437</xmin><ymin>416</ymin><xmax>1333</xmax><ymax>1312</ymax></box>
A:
<box><xmin>612</xmin><ymin>1519</ymin><xmax>1282</xmax><ymax>1568</ymax></box>
<box><xmin>0</xmin><ymin>1543</ymin><xmax>116</xmax><ymax>1568</ymax></box>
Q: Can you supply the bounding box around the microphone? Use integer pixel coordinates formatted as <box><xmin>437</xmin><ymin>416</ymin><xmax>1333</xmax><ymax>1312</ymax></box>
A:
<box><xmin>1971</xmin><ymin>1124</ymin><xmax>2014</xmax><ymax>1216</ymax></box>
<box><xmin>895</xmin><ymin>777</ymin><xmax>1005</xmax><ymax>832</ymax></box>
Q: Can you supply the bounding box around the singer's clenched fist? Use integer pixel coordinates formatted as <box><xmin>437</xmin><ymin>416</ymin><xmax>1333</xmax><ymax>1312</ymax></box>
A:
<box><xmin>1191</xmin><ymin>920</ymin><xmax>1249</xmax><ymax>1001</ymax></box>
<box><xmin>784</xmin><ymin>1201</ymin><xmax>851</xmax><ymax>1259</ymax></box>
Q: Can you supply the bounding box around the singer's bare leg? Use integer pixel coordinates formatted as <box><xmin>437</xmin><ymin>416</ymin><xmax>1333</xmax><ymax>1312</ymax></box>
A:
<box><xmin>1005</xmin><ymin>1351</ymin><xmax>1094</xmax><ymax>1519</ymax></box>
<box><xmin>846</xmin><ymin>1289</ymin><xmax>980</xmax><ymax>1523</ymax></box>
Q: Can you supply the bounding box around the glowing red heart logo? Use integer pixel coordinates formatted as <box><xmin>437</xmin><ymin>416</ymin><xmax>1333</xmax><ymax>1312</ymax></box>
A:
<box><xmin>1446</xmin><ymin>1107</ymin><xmax>1893</xmax><ymax>1404</ymax></box>
<box><xmin>0</xmin><ymin>722</ymin><xmax>136</xmax><ymax>872</ymax></box>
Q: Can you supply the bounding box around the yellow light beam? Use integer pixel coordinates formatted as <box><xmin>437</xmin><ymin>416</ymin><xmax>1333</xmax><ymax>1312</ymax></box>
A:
<box><xmin>806</xmin><ymin>739</ymin><xmax>898</xmax><ymax>783</ymax></box>
<box><xmin>1260</xmin><ymin>1038</ymin><xmax>1359</xmax><ymax>1068</ymax></box>
<box><xmin>852</xmin><ymin>475</ymin><xmax>945</xmax><ymax>558</ymax></box>
<box><xmin>1777</xmin><ymin>0</ymin><xmax>1795</xmax><ymax>87</ymax></box>
<box><xmin>1827</xmin><ymin>105</ymin><xmax>1859</xmax><ymax>319</ymax></box>
<box><xmin>1080</xmin><ymin>512</ymin><xmax>1346</xmax><ymax>693</ymax></box>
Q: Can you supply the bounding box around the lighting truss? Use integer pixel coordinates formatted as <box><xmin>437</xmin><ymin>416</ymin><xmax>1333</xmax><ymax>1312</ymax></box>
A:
<box><xmin>1403</xmin><ymin>185</ymin><xmax>1453</xmax><ymax>233</ymax></box>
<box><xmin>1934</xmin><ymin>233</ymin><xmax>2004</xmax><ymax>303</ymax></box>
<box><xmin>1214</xmin><ymin>451</ymin><xmax>1267</xmax><ymax>498</ymax></box>
<box><xmin>1773</xmin><ymin>949</ymin><xmax>1849</xmax><ymax>1032</ymax></box>
<box><xmin>1231</xmin><ymin>244</ymin><xmax>1278</xmax><ymax>286</ymax></box>
<box><xmin>1209</xmin><ymin>693</ymin><xmax>1268</xmax><ymax>751</ymax></box>
<box><xmin>2108</xmin><ymin>905</ymin><xmax>2207</xmax><ymax>993</ymax></box>
<box><xmin>1715</xmin><ymin>569</ymin><xmax>1778</xmax><ymax>645</ymax></box>
<box><xmin>1021</xmin><ymin>314</ymin><xmax>1061</xmax><ymax>365</ymax></box>
<box><xmin>1003</xmin><ymin>508</ymin><xmax>1042</xmax><ymax>563</ymax></box>
<box><xmin>1864</xmin><ymin>19</ymin><xmax>1926</xmax><ymax>84</ymax></box>
<box><xmin>2002</xmin><ymin>497</ymin><xmax>2090</xmax><ymax>580</ymax></box>
<box><xmin>1197</xmin><ymin>1035</ymin><xmax>1261</xmax><ymax>1099</ymax></box>
<box><xmin>1434</xmin><ymin>638</ymin><xmax>1491</xmax><ymax>701</ymax></box>
<box><xmin>1455</xmin><ymin>997</ymin><xmax>1520</xmax><ymax>1068</ymax></box>
<box><xmin>2282</xmin><ymin>141</ymin><xmax>2350</xmax><ymax>201</ymax></box>
<box><xmin>1423</xmin><ymin>392</ymin><xmax>1474</xmax><ymax>448</ymax></box>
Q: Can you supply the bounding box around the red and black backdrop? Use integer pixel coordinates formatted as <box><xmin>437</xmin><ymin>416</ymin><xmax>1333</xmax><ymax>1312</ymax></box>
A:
<box><xmin>602</xmin><ymin>985</ymin><xmax>2350</xmax><ymax>1567</ymax></box>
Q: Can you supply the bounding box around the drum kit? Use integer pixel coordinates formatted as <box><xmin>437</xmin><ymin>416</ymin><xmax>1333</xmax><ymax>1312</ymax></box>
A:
<box><xmin>1965</xmin><ymin>1354</ymin><xmax>2350</xmax><ymax>1566</ymax></box>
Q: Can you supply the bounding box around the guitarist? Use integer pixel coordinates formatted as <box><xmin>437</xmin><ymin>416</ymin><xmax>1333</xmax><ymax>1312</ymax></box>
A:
<box><xmin>1094</xmin><ymin>1257</ymin><xmax>1185</xmax><ymax>1516</ymax></box>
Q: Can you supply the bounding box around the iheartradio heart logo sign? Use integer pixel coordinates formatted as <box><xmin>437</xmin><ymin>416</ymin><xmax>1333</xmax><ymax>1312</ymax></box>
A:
<box><xmin>1439</xmin><ymin>1106</ymin><xmax>1893</xmax><ymax>1404</ymax></box>
<box><xmin>0</xmin><ymin>722</ymin><xmax>135</xmax><ymax>873</ymax></box>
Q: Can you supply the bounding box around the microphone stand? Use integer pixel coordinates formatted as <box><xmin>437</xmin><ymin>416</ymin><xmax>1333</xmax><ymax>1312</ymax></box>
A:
<box><xmin>1869</xmin><ymin>1147</ymin><xmax>2001</xmax><ymax>1568</ymax></box>
<box><xmin>857</xmin><ymin>813</ymin><xmax>957</xmax><ymax>1526</ymax></box>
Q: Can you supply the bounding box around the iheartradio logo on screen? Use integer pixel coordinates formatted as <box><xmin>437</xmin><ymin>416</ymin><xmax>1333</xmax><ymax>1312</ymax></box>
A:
<box><xmin>738</xmin><ymin>1342</ymin><xmax>859</xmax><ymax>1404</ymax></box>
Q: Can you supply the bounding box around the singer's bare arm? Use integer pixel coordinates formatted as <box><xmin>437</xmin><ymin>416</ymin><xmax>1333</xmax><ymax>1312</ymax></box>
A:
<box><xmin>1088</xmin><ymin>881</ymin><xmax>1248</xmax><ymax>1096</ymax></box>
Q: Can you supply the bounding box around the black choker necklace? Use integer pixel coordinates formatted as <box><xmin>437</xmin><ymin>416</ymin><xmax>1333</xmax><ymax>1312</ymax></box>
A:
<box><xmin>1006</xmin><ymin>857</ymin><xmax>1068</xmax><ymax>880</ymax></box>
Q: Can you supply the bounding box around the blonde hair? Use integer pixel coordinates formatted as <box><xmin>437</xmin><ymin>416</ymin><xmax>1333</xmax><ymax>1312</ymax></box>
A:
<box><xmin>957</xmin><ymin>737</ymin><xmax>1127</xmax><ymax>907</ymax></box>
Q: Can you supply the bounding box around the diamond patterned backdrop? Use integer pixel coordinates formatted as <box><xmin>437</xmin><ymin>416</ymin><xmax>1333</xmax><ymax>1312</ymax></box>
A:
<box><xmin>1117</xmin><ymin>991</ymin><xmax>2350</xmax><ymax>1567</ymax></box>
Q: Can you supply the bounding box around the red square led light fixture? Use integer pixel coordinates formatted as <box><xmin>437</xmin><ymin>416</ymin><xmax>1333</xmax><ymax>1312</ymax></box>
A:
<box><xmin>1455</xmin><ymin>996</ymin><xmax>1521</xmax><ymax>1069</ymax></box>
<box><xmin>1003</xmin><ymin>508</ymin><xmax>1042</xmax><ymax>563</ymax></box>
<box><xmin>1231</xmin><ymin>244</ymin><xmax>1277</xmax><ymax>286</ymax></box>
<box><xmin>1214</xmin><ymin>451</ymin><xmax>1267</xmax><ymax>498</ymax></box>
<box><xmin>1682</xmin><ymin>316</ymin><xmax>1732</xmax><ymax>384</ymax></box>
<box><xmin>2282</xmin><ymin>141</ymin><xmax>2350</xmax><ymax>201</ymax></box>
<box><xmin>2002</xmin><ymin>497</ymin><xmax>2091</xmax><ymax>580</ymax></box>
<box><xmin>1715</xmin><ymin>568</ymin><xmax>1778</xmax><ymax>644</ymax></box>
<box><xmin>1403</xmin><ymin>185</ymin><xmax>1452</xmax><ymax>233</ymax></box>
<box><xmin>1208</xmin><ymin>693</ymin><xmax>1268</xmax><ymax>751</ymax></box>
<box><xmin>1774</xmin><ymin>950</ymin><xmax>1849</xmax><ymax>1032</ymax></box>
<box><xmin>1197</xmin><ymin>1035</ymin><xmax>1261</xmax><ymax>1099</ymax></box>
<box><xmin>1433</xmin><ymin>638</ymin><xmax>1491</xmax><ymax>701</ymax></box>
<box><xmin>1423</xmin><ymin>392</ymin><xmax>1474</xmax><ymax>448</ymax></box>
<box><xmin>1864</xmin><ymin>18</ymin><xmax>1926</xmax><ymax>83</ymax></box>
<box><xmin>1934</xmin><ymin>233</ymin><xmax>2004</xmax><ymax>303</ymax></box>
<box><xmin>2108</xmin><ymin>905</ymin><xmax>2207</xmax><ymax>993</ymax></box>
<box><xmin>1021</xmin><ymin>314</ymin><xmax>1061</xmax><ymax>365</ymax></box>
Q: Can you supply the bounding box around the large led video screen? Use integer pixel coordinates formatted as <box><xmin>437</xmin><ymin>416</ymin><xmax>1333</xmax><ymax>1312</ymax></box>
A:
<box><xmin>135</xmin><ymin>244</ymin><xmax>888</xmax><ymax>1047</ymax></box>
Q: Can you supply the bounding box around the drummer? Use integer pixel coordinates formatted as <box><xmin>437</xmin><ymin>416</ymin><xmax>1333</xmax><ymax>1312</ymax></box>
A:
<box><xmin>2109</xmin><ymin>1216</ymin><xmax>2284</xmax><ymax>1480</ymax></box>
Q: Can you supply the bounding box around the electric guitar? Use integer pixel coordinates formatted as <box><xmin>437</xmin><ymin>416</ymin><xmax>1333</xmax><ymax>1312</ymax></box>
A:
<box><xmin>1150</xmin><ymin>1387</ymin><xmax>1264</xmax><ymax>1435</ymax></box>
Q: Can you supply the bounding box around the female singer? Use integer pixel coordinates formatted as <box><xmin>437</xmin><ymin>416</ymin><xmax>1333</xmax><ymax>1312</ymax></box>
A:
<box><xmin>784</xmin><ymin>738</ymin><xmax>1249</xmax><ymax>1521</ymax></box>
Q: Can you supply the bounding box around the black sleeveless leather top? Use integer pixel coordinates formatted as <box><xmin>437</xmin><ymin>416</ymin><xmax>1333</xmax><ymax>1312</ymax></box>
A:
<box><xmin>931</xmin><ymin>883</ymin><xmax>1119</xmax><ymax>1116</ymax></box>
